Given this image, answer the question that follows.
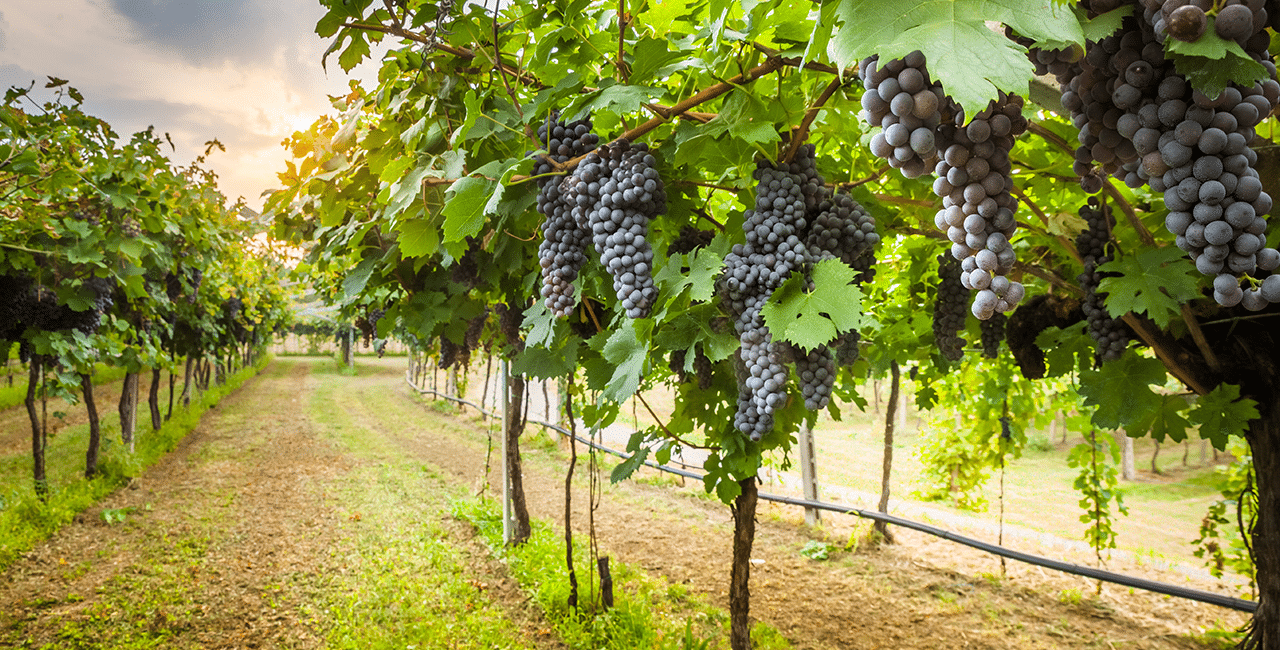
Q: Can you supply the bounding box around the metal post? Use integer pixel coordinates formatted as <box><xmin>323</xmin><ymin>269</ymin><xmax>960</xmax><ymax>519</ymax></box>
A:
<box><xmin>501</xmin><ymin>359</ymin><xmax>513</xmax><ymax>544</ymax></box>
<box><xmin>798</xmin><ymin>423</ymin><xmax>820</xmax><ymax>526</ymax></box>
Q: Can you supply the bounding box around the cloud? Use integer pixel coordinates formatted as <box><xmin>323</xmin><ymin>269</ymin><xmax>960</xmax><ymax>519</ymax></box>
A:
<box><xmin>0</xmin><ymin>10</ymin><xmax>8</xmax><ymax>52</ymax></box>
<box><xmin>0</xmin><ymin>0</ymin><xmax>386</xmax><ymax>211</ymax></box>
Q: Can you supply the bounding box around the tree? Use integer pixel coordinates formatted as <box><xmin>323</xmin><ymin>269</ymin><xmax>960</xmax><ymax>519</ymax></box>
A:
<box><xmin>267</xmin><ymin>1</ymin><xmax>1280</xmax><ymax>646</ymax></box>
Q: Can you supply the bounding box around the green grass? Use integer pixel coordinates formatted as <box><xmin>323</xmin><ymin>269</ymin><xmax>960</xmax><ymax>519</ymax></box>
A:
<box><xmin>0</xmin><ymin>356</ymin><xmax>270</xmax><ymax>571</ymax></box>
<box><xmin>309</xmin><ymin>359</ymin><xmax>791</xmax><ymax>650</ymax></box>
<box><xmin>454</xmin><ymin>498</ymin><xmax>790</xmax><ymax>650</ymax></box>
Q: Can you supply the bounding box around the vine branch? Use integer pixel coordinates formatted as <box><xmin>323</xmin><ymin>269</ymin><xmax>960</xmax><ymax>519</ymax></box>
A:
<box><xmin>782</xmin><ymin>76</ymin><xmax>845</xmax><ymax>164</ymax></box>
<box><xmin>636</xmin><ymin>392</ymin><xmax>714</xmax><ymax>450</ymax></box>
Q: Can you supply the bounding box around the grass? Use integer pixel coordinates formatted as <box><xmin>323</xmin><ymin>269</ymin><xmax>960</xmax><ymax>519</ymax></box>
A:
<box><xmin>309</xmin><ymin>359</ymin><xmax>792</xmax><ymax>650</ymax></box>
<box><xmin>0</xmin><ymin>356</ymin><xmax>270</xmax><ymax>571</ymax></box>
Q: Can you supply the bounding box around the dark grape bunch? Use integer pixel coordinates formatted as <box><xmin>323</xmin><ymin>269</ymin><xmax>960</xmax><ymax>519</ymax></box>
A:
<box><xmin>1149</xmin><ymin>0</ymin><xmax>1269</xmax><ymax>46</ymax></box>
<box><xmin>573</xmin><ymin>139</ymin><xmax>664</xmax><ymax>319</ymax></box>
<box><xmin>718</xmin><ymin>147</ymin><xmax>880</xmax><ymax>439</ymax></box>
<box><xmin>931</xmin><ymin>92</ymin><xmax>1029</xmax><ymax>320</ymax></box>
<box><xmin>859</xmin><ymin>52</ymin><xmax>948</xmax><ymax>179</ymax></box>
<box><xmin>979</xmin><ymin>312</ymin><xmax>1006</xmax><ymax>359</ymax></box>
<box><xmin>667</xmin><ymin>225</ymin><xmax>715</xmax><ymax>256</ymax></box>
<box><xmin>806</xmin><ymin>189</ymin><xmax>881</xmax><ymax>364</ymax></box>
<box><xmin>932</xmin><ymin>254</ymin><xmax>969</xmax><ymax>361</ymax></box>
<box><xmin>667</xmin><ymin>347</ymin><xmax>715</xmax><ymax>390</ymax></box>
<box><xmin>534</xmin><ymin>113</ymin><xmax>599</xmax><ymax>317</ymax></box>
<box><xmin>1054</xmin><ymin>1</ymin><xmax>1279</xmax><ymax>310</ymax></box>
<box><xmin>0</xmin><ymin>273</ymin><xmax>115</xmax><ymax>339</ymax></box>
<box><xmin>856</xmin><ymin>50</ymin><xmax>1026</xmax><ymax>320</ymax></box>
<box><xmin>1075</xmin><ymin>198</ymin><xmax>1130</xmax><ymax>362</ymax></box>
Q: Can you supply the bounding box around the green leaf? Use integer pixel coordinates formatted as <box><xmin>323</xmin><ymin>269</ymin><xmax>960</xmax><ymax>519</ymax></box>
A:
<box><xmin>1189</xmin><ymin>383</ymin><xmax>1259</xmax><ymax>451</ymax></box>
<box><xmin>829</xmin><ymin>0</ymin><xmax>1083</xmax><ymax>118</ymax></box>
<box><xmin>396</xmin><ymin>218</ymin><xmax>439</xmax><ymax>259</ymax></box>
<box><xmin>1078</xmin><ymin>355</ymin><xmax>1166</xmax><ymax>430</ymax></box>
<box><xmin>610</xmin><ymin>446</ymin><xmax>650</xmax><ymax>483</ymax></box>
<box><xmin>600</xmin><ymin>319</ymin><xmax>652</xmax><ymax>403</ymax></box>
<box><xmin>1135</xmin><ymin>394</ymin><xmax>1191</xmax><ymax>443</ymax></box>
<box><xmin>627</xmin><ymin>36</ymin><xmax>687</xmax><ymax>85</ymax></box>
<box><xmin>760</xmin><ymin>259</ymin><xmax>862</xmax><ymax>352</ymax></box>
<box><xmin>1080</xmin><ymin>5</ymin><xmax>1131</xmax><ymax>42</ymax></box>
<box><xmin>567</xmin><ymin>83</ymin><xmax>666</xmax><ymax>122</ymax></box>
<box><xmin>342</xmin><ymin>257</ymin><xmax>379</xmax><ymax>300</ymax></box>
<box><xmin>1167</xmin><ymin>50</ymin><xmax>1268</xmax><ymax>101</ymax></box>
<box><xmin>441</xmin><ymin>177</ymin><xmax>497</xmax><ymax>243</ymax></box>
<box><xmin>1095</xmin><ymin>247</ymin><xmax>1201</xmax><ymax>328</ymax></box>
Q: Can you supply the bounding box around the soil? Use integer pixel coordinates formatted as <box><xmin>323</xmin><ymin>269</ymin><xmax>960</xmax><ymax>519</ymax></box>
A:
<box><xmin>0</xmin><ymin>358</ymin><xmax>1251</xmax><ymax>649</ymax></box>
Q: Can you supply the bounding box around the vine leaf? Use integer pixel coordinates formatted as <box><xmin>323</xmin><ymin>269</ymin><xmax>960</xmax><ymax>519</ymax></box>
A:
<box><xmin>1189</xmin><ymin>383</ymin><xmax>1259</xmax><ymax>451</ymax></box>
<box><xmin>760</xmin><ymin>259</ymin><xmax>862</xmax><ymax>353</ymax></box>
<box><xmin>827</xmin><ymin>0</ymin><xmax>1083</xmax><ymax>119</ymax></box>
<box><xmin>1134</xmin><ymin>394</ymin><xmax>1191</xmax><ymax>443</ymax></box>
<box><xmin>600</xmin><ymin>319</ymin><xmax>652</xmax><ymax>403</ymax></box>
<box><xmin>1078</xmin><ymin>354</ymin><xmax>1166</xmax><ymax>430</ymax></box>
<box><xmin>1095</xmin><ymin>247</ymin><xmax>1200</xmax><ymax>329</ymax></box>
<box><xmin>441</xmin><ymin>176</ymin><xmax>497</xmax><ymax>243</ymax></box>
<box><xmin>1080</xmin><ymin>5</ymin><xmax>1131</xmax><ymax>42</ymax></box>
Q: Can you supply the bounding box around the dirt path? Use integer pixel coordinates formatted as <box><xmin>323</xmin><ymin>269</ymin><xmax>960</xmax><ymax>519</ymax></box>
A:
<box><xmin>0</xmin><ymin>358</ymin><xmax>1249</xmax><ymax>649</ymax></box>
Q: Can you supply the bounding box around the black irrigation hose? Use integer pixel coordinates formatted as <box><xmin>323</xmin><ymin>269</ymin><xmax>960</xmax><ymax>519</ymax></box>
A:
<box><xmin>404</xmin><ymin>373</ymin><xmax>1258</xmax><ymax>613</ymax></box>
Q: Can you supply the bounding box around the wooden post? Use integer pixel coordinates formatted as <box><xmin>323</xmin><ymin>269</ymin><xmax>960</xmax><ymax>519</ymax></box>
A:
<box><xmin>798</xmin><ymin>423</ymin><xmax>820</xmax><ymax>526</ymax></box>
<box><xmin>501</xmin><ymin>359</ymin><xmax>514</xmax><ymax>544</ymax></box>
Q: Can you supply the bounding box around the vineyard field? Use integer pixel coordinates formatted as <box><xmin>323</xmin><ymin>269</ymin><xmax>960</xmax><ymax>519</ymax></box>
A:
<box><xmin>0</xmin><ymin>358</ymin><xmax>1249</xmax><ymax>649</ymax></box>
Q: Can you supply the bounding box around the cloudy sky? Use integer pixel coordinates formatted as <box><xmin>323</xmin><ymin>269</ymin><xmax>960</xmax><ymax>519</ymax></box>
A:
<box><xmin>0</xmin><ymin>0</ymin><xmax>387</xmax><ymax>212</ymax></box>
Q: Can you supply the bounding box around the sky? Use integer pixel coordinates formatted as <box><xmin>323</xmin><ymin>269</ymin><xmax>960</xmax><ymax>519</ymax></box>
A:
<box><xmin>0</xmin><ymin>0</ymin><xmax>388</xmax><ymax>212</ymax></box>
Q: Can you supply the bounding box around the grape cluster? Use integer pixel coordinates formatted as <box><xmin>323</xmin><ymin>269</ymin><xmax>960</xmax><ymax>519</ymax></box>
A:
<box><xmin>1149</xmin><ymin>0</ymin><xmax>1270</xmax><ymax>46</ymax></box>
<box><xmin>1074</xmin><ymin>198</ymin><xmax>1131</xmax><ymax>362</ymax></box>
<box><xmin>0</xmin><ymin>274</ymin><xmax>115</xmax><ymax>339</ymax></box>
<box><xmin>979</xmin><ymin>312</ymin><xmax>1006</xmax><ymax>359</ymax></box>
<box><xmin>720</xmin><ymin>157</ymin><xmax>815</xmax><ymax>440</ymax></box>
<box><xmin>931</xmin><ymin>93</ymin><xmax>1029</xmax><ymax>319</ymax></box>
<box><xmin>668</xmin><ymin>347</ymin><xmax>715</xmax><ymax>390</ymax></box>
<box><xmin>668</xmin><ymin>225</ymin><xmax>715</xmax><ymax>256</ymax></box>
<box><xmin>793</xmin><ymin>345</ymin><xmax>836</xmax><ymax>410</ymax></box>
<box><xmin>857</xmin><ymin>50</ymin><xmax>1027</xmax><ymax>319</ymax></box>
<box><xmin>573</xmin><ymin>140</ymin><xmax>664</xmax><ymax>319</ymax></box>
<box><xmin>1052</xmin><ymin>2</ymin><xmax>1279</xmax><ymax>309</ymax></box>
<box><xmin>932</xmin><ymin>254</ymin><xmax>969</xmax><ymax>361</ymax></box>
<box><xmin>859</xmin><ymin>52</ymin><xmax>947</xmax><ymax>178</ymax></box>
<box><xmin>534</xmin><ymin>113</ymin><xmax>599</xmax><ymax>316</ymax></box>
<box><xmin>719</xmin><ymin>147</ymin><xmax>880</xmax><ymax>439</ymax></box>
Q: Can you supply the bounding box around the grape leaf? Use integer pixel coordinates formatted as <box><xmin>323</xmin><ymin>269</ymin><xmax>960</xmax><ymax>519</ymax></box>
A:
<box><xmin>1080</xmin><ymin>5</ymin><xmax>1131</xmax><ymax>43</ymax></box>
<box><xmin>566</xmin><ymin>82</ymin><xmax>665</xmax><ymax>122</ymax></box>
<box><xmin>1095</xmin><ymin>247</ymin><xmax>1201</xmax><ymax>329</ymax></box>
<box><xmin>1134</xmin><ymin>394</ymin><xmax>1192</xmax><ymax>443</ymax></box>
<box><xmin>395</xmin><ymin>219</ymin><xmax>439</xmax><ymax>259</ymax></box>
<box><xmin>760</xmin><ymin>259</ymin><xmax>862</xmax><ymax>353</ymax></box>
<box><xmin>342</xmin><ymin>257</ymin><xmax>379</xmax><ymax>301</ymax></box>
<box><xmin>1078</xmin><ymin>354</ymin><xmax>1166</xmax><ymax>430</ymax></box>
<box><xmin>441</xmin><ymin>176</ymin><xmax>497</xmax><ymax>243</ymax></box>
<box><xmin>1167</xmin><ymin>51</ymin><xmax>1268</xmax><ymax>101</ymax></box>
<box><xmin>828</xmin><ymin>0</ymin><xmax>1083</xmax><ymax>119</ymax></box>
<box><xmin>1189</xmin><ymin>383</ymin><xmax>1259</xmax><ymax>451</ymax></box>
<box><xmin>600</xmin><ymin>319</ymin><xmax>652</xmax><ymax>403</ymax></box>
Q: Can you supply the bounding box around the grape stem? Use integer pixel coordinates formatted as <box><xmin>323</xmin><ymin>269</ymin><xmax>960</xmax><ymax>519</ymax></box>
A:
<box><xmin>835</xmin><ymin>165</ymin><xmax>892</xmax><ymax>190</ymax></box>
<box><xmin>1120</xmin><ymin>313</ymin><xmax>1215</xmax><ymax>395</ymax></box>
<box><xmin>636</xmin><ymin>392</ymin><xmax>715</xmax><ymax>450</ymax></box>
<box><xmin>782</xmin><ymin>77</ymin><xmax>845</xmax><ymax>165</ymax></box>
<box><xmin>1009</xmin><ymin>185</ymin><xmax>1084</xmax><ymax>266</ymax></box>
<box><xmin>1023</xmin><ymin>123</ymin><xmax>1156</xmax><ymax>248</ymax></box>
<box><xmin>1179</xmin><ymin>303</ymin><xmax>1223</xmax><ymax>374</ymax></box>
